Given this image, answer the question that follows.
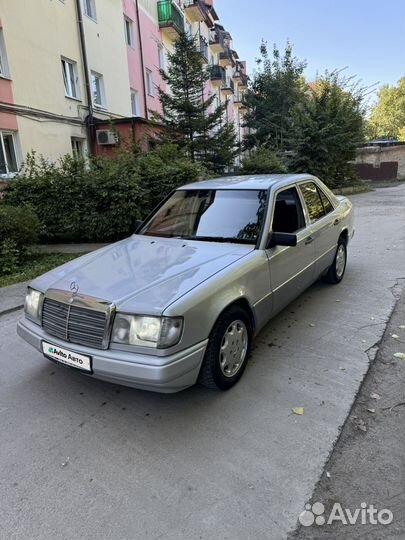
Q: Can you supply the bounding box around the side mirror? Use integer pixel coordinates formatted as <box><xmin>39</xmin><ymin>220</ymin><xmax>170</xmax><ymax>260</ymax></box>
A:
<box><xmin>133</xmin><ymin>219</ymin><xmax>144</xmax><ymax>233</ymax></box>
<box><xmin>267</xmin><ymin>232</ymin><xmax>297</xmax><ymax>249</ymax></box>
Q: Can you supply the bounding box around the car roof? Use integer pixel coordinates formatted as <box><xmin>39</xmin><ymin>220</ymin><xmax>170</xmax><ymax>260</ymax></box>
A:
<box><xmin>180</xmin><ymin>174</ymin><xmax>315</xmax><ymax>191</ymax></box>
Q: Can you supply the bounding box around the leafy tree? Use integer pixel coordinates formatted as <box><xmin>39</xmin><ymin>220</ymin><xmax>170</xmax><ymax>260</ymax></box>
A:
<box><xmin>288</xmin><ymin>72</ymin><xmax>365</xmax><ymax>187</ymax></box>
<box><xmin>243</xmin><ymin>41</ymin><xmax>307</xmax><ymax>151</ymax></box>
<box><xmin>367</xmin><ymin>77</ymin><xmax>405</xmax><ymax>140</ymax></box>
<box><xmin>154</xmin><ymin>32</ymin><xmax>237</xmax><ymax>172</ymax></box>
<box><xmin>241</xmin><ymin>147</ymin><xmax>286</xmax><ymax>174</ymax></box>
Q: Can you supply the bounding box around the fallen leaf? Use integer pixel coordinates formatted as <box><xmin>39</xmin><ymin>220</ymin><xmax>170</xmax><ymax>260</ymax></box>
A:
<box><xmin>394</xmin><ymin>353</ymin><xmax>405</xmax><ymax>360</ymax></box>
<box><xmin>367</xmin><ymin>409</ymin><xmax>376</xmax><ymax>414</ymax></box>
<box><xmin>370</xmin><ymin>393</ymin><xmax>381</xmax><ymax>400</ymax></box>
<box><xmin>292</xmin><ymin>407</ymin><xmax>304</xmax><ymax>416</ymax></box>
<box><xmin>358</xmin><ymin>424</ymin><xmax>367</xmax><ymax>432</ymax></box>
<box><xmin>392</xmin><ymin>334</ymin><xmax>400</xmax><ymax>339</ymax></box>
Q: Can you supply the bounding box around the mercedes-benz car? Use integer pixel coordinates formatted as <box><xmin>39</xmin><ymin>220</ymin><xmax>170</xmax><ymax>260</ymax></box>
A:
<box><xmin>17</xmin><ymin>174</ymin><xmax>354</xmax><ymax>393</ymax></box>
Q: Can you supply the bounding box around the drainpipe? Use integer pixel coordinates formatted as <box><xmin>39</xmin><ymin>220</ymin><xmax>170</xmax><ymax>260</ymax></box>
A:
<box><xmin>75</xmin><ymin>0</ymin><xmax>95</xmax><ymax>153</ymax></box>
<box><xmin>135</xmin><ymin>0</ymin><xmax>148</xmax><ymax>121</ymax></box>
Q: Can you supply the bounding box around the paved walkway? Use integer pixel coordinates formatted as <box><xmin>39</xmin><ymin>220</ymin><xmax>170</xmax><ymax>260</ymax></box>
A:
<box><xmin>0</xmin><ymin>281</ymin><xmax>29</xmax><ymax>316</ymax></box>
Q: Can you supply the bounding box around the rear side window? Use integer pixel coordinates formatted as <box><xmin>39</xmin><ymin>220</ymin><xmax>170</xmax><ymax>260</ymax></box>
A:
<box><xmin>299</xmin><ymin>182</ymin><xmax>326</xmax><ymax>223</ymax></box>
<box><xmin>319</xmin><ymin>189</ymin><xmax>334</xmax><ymax>214</ymax></box>
<box><xmin>272</xmin><ymin>187</ymin><xmax>305</xmax><ymax>234</ymax></box>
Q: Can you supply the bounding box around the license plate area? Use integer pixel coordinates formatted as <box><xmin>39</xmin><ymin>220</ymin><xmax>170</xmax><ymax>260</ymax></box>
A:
<box><xmin>42</xmin><ymin>341</ymin><xmax>93</xmax><ymax>373</ymax></box>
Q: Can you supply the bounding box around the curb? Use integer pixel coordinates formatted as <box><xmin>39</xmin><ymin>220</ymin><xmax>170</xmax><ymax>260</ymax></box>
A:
<box><xmin>0</xmin><ymin>304</ymin><xmax>24</xmax><ymax>317</ymax></box>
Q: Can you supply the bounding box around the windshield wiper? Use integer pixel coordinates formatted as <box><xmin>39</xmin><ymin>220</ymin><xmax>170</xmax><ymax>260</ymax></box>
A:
<box><xmin>179</xmin><ymin>235</ymin><xmax>255</xmax><ymax>245</ymax></box>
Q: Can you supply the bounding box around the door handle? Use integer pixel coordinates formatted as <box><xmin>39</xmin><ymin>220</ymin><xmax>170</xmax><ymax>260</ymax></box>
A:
<box><xmin>305</xmin><ymin>236</ymin><xmax>314</xmax><ymax>245</ymax></box>
<box><xmin>334</xmin><ymin>219</ymin><xmax>340</xmax><ymax>226</ymax></box>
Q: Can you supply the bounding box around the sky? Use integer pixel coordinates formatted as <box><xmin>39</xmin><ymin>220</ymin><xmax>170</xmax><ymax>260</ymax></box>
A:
<box><xmin>216</xmin><ymin>0</ymin><xmax>405</xmax><ymax>101</ymax></box>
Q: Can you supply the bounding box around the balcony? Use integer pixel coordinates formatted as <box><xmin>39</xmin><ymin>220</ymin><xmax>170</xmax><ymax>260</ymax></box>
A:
<box><xmin>209</xmin><ymin>28</ymin><xmax>225</xmax><ymax>54</ymax></box>
<box><xmin>209</xmin><ymin>65</ymin><xmax>226</xmax><ymax>86</ymax></box>
<box><xmin>183</xmin><ymin>0</ymin><xmax>209</xmax><ymax>23</ymax></box>
<box><xmin>157</xmin><ymin>0</ymin><xmax>184</xmax><ymax>37</ymax></box>
<box><xmin>239</xmin><ymin>72</ymin><xmax>249</xmax><ymax>89</ymax></box>
<box><xmin>219</xmin><ymin>48</ymin><xmax>234</xmax><ymax>68</ymax></box>
<box><xmin>197</xmin><ymin>35</ymin><xmax>209</xmax><ymax>63</ymax></box>
<box><xmin>221</xmin><ymin>77</ymin><xmax>234</xmax><ymax>96</ymax></box>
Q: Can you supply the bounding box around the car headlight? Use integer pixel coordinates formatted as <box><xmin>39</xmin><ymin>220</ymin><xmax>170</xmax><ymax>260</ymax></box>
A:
<box><xmin>24</xmin><ymin>288</ymin><xmax>44</xmax><ymax>324</ymax></box>
<box><xmin>111</xmin><ymin>314</ymin><xmax>183</xmax><ymax>349</ymax></box>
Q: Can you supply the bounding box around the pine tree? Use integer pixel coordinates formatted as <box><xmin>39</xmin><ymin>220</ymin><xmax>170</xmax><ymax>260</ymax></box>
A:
<box><xmin>154</xmin><ymin>32</ymin><xmax>237</xmax><ymax>172</ymax></box>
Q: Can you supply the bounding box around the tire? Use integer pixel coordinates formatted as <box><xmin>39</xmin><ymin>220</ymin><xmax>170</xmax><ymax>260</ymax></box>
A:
<box><xmin>322</xmin><ymin>238</ymin><xmax>347</xmax><ymax>284</ymax></box>
<box><xmin>198</xmin><ymin>306</ymin><xmax>252</xmax><ymax>390</ymax></box>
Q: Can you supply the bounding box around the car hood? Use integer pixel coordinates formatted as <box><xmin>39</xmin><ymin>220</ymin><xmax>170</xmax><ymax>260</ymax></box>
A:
<box><xmin>32</xmin><ymin>236</ymin><xmax>254</xmax><ymax>315</ymax></box>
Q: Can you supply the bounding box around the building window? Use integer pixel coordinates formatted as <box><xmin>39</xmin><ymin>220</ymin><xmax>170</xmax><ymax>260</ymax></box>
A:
<box><xmin>158</xmin><ymin>45</ymin><xmax>165</xmax><ymax>72</ymax></box>
<box><xmin>84</xmin><ymin>0</ymin><xmax>96</xmax><ymax>20</ymax></box>
<box><xmin>131</xmin><ymin>89</ymin><xmax>140</xmax><ymax>116</ymax></box>
<box><xmin>0</xmin><ymin>29</ymin><xmax>10</xmax><ymax>78</ymax></box>
<box><xmin>91</xmin><ymin>71</ymin><xmax>106</xmax><ymax>107</ymax></box>
<box><xmin>124</xmin><ymin>17</ymin><xmax>134</xmax><ymax>47</ymax></box>
<box><xmin>0</xmin><ymin>132</ymin><xmax>19</xmax><ymax>175</ymax></box>
<box><xmin>61</xmin><ymin>58</ymin><xmax>79</xmax><ymax>99</ymax></box>
<box><xmin>71</xmin><ymin>138</ymin><xmax>85</xmax><ymax>159</ymax></box>
<box><xmin>146</xmin><ymin>69</ymin><xmax>154</xmax><ymax>97</ymax></box>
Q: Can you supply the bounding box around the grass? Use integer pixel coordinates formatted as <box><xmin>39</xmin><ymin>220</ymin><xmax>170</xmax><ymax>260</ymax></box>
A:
<box><xmin>0</xmin><ymin>252</ymin><xmax>83</xmax><ymax>288</ymax></box>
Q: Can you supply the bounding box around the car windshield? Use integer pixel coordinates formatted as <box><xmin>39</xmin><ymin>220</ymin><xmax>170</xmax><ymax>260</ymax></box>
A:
<box><xmin>140</xmin><ymin>189</ymin><xmax>267</xmax><ymax>244</ymax></box>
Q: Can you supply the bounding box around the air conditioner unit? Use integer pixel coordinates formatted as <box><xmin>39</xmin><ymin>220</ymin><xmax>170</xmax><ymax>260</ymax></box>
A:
<box><xmin>96</xmin><ymin>130</ymin><xmax>117</xmax><ymax>145</ymax></box>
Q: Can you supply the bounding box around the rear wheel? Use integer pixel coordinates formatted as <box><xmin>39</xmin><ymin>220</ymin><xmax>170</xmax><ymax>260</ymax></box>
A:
<box><xmin>323</xmin><ymin>239</ymin><xmax>347</xmax><ymax>284</ymax></box>
<box><xmin>198</xmin><ymin>306</ymin><xmax>252</xmax><ymax>390</ymax></box>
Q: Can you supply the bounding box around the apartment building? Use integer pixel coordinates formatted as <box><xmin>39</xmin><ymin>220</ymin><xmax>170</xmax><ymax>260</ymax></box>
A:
<box><xmin>0</xmin><ymin>0</ymin><xmax>248</xmax><ymax>177</ymax></box>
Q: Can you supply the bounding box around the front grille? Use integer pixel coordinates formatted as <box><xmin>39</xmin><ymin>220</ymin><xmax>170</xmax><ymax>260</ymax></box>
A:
<box><xmin>42</xmin><ymin>293</ymin><xmax>113</xmax><ymax>350</ymax></box>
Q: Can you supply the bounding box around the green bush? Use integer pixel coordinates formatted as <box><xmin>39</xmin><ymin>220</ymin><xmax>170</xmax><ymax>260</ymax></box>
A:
<box><xmin>0</xmin><ymin>204</ymin><xmax>40</xmax><ymax>248</ymax></box>
<box><xmin>5</xmin><ymin>145</ymin><xmax>203</xmax><ymax>243</ymax></box>
<box><xmin>0</xmin><ymin>205</ymin><xmax>40</xmax><ymax>275</ymax></box>
<box><xmin>241</xmin><ymin>147</ymin><xmax>286</xmax><ymax>175</ymax></box>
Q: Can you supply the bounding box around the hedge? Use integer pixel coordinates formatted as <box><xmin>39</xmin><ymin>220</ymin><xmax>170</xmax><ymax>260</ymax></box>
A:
<box><xmin>4</xmin><ymin>145</ymin><xmax>203</xmax><ymax>243</ymax></box>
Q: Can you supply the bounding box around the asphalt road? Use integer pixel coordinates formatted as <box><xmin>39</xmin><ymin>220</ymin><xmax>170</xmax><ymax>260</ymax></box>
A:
<box><xmin>1</xmin><ymin>185</ymin><xmax>405</xmax><ymax>540</ymax></box>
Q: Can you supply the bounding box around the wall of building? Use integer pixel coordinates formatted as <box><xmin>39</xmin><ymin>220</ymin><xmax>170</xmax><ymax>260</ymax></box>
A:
<box><xmin>0</xmin><ymin>0</ymin><xmax>88</xmax><ymax>161</ymax></box>
<box><xmin>0</xmin><ymin>0</ymin><xmax>248</xmax><ymax>172</ymax></box>
<box><xmin>354</xmin><ymin>145</ymin><xmax>405</xmax><ymax>180</ymax></box>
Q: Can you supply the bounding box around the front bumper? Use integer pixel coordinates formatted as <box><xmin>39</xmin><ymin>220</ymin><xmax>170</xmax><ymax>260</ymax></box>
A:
<box><xmin>17</xmin><ymin>317</ymin><xmax>208</xmax><ymax>393</ymax></box>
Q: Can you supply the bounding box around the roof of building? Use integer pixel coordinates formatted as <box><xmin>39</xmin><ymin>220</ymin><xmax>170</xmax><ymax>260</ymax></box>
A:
<box><xmin>181</xmin><ymin>174</ymin><xmax>313</xmax><ymax>191</ymax></box>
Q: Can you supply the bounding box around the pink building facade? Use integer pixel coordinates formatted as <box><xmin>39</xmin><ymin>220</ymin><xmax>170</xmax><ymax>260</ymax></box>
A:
<box><xmin>94</xmin><ymin>0</ymin><xmax>248</xmax><ymax>162</ymax></box>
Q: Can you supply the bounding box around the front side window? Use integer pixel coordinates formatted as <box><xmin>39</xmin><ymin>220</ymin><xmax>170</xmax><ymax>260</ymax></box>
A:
<box><xmin>91</xmin><ymin>71</ymin><xmax>106</xmax><ymax>107</ymax></box>
<box><xmin>146</xmin><ymin>69</ymin><xmax>154</xmax><ymax>97</ymax></box>
<box><xmin>299</xmin><ymin>182</ymin><xmax>326</xmax><ymax>223</ymax></box>
<box><xmin>272</xmin><ymin>187</ymin><xmax>305</xmax><ymax>234</ymax></box>
<box><xmin>124</xmin><ymin>17</ymin><xmax>134</xmax><ymax>47</ymax></box>
<box><xmin>0</xmin><ymin>29</ymin><xmax>10</xmax><ymax>77</ymax></box>
<box><xmin>0</xmin><ymin>132</ymin><xmax>18</xmax><ymax>175</ymax></box>
<box><xmin>84</xmin><ymin>0</ymin><xmax>96</xmax><ymax>20</ymax></box>
<box><xmin>141</xmin><ymin>189</ymin><xmax>267</xmax><ymax>244</ymax></box>
<box><xmin>61</xmin><ymin>58</ymin><xmax>79</xmax><ymax>99</ymax></box>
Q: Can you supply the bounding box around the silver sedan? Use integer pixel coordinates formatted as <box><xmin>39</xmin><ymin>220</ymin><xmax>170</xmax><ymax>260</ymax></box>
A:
<box><xmin>18</xmin><ymin>174</ymin><xmax>354</xmax><ymax>392</ymax></box>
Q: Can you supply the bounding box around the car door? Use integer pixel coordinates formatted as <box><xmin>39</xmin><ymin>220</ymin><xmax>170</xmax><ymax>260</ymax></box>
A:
<box><xmin>298</xmin><ymin>181</ymin><xmax>338</xmax><ymax>277</ymax></box>
<box><xmin>265</xmin><ymin>185</ymin><xmax>316</xmax><ymax>315</ymax></box>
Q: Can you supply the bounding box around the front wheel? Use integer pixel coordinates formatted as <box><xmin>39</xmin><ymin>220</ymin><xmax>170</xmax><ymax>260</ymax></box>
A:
<box><xmin>323</xmin><ymin>239</ymin><xmax>347</xmax><ymax>284</ymax></box>
<box><xmin>198</xmin><ymin>306</ymin><xmax>252</xmax><ymax>390</ymax></box>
